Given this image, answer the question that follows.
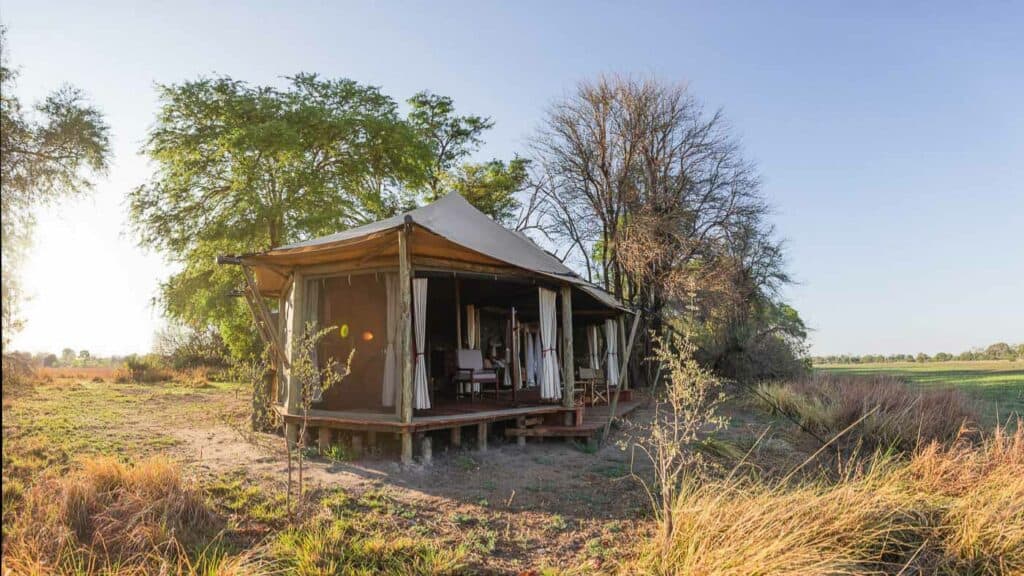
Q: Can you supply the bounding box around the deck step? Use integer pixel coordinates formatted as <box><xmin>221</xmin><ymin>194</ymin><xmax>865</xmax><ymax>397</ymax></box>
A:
<box><xmin>505</xmin><ymin>426</ymin><xmax>594</xmax><ymax>438</ymax></box>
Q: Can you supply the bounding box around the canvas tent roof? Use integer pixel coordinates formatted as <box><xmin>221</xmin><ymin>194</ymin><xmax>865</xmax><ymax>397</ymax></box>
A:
<box><xmin>240</xmin><ymin>193</ymin><xmax>627</xmax><ymax>311</ymax></box>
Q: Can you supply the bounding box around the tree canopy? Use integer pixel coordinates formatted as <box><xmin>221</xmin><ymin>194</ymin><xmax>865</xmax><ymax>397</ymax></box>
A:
<box><xmin>1</xmin><ymin>26</ymin><xmax>111</xmax><ymax>345</ymax></box>
<box><xmin>130</xmin><ymin>74</ymin><xmax>518</xmax><ymax>358</ymax></box>
<box><xmin>525</xmin><ymin>75</ymin><xmax>804</xmax><ymax>381</ymax></box>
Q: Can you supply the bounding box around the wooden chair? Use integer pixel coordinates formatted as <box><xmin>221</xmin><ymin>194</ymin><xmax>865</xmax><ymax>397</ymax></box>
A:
<box><xmin>454</xmin><ymin>349</ymin><xmax>498</xmax><ymax>401</ymax></box>
<box><xmin>577</xmin><ymin>366</ymin><xmax>597</xmax><ymax>406</ymax></box>
<box><xmin>590</xmin><ymin>368</ymin><xmax>609</xmax><ymax>406</ymax></box>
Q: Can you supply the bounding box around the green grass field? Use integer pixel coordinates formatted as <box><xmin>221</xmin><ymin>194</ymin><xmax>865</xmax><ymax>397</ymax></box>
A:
<box><xmin>816</xmin><ymin>361</ymin><xmax>1024</xmax><ymax>425</ymax></box>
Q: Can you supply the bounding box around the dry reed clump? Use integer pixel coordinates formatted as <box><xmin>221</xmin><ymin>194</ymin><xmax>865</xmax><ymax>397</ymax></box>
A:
<box><xmin>2</xmin><ymin>457</ymin><xmax>229</xmax><ymax>575</ymax></box>
<box><xmin>173</xmin><ymin>366</ymin><xmax>212</xmax><ymax>388</ymax></box>
<box><xmin>903</xmin><ymin>423</ymin><xmax>1024</xmax><ymax>574</ymax></box>
<box><xmin>626</xmin><ymin>423</ymin><xmax>1024</xmax><ymax>575</ymax></box>
<box><xmin>756</xmin><ymin>372</ymin><xmax>977</xmax><ymax>451</ymax></box>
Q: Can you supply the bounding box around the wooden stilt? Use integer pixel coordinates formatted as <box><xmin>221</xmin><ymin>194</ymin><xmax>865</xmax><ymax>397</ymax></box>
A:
<box><xmin>318</xmin><ymin>427</ymin><xmax>332</xmax><ymax>453</ymax></box>
<box><xmin>351</xmin><ymin>433</ymin><xmax>363</xmax><ymax>457</ymax></box>
<box><xmin>516</xmin><ymin>417</ymin><xmax>526</xmax><ymax>446</ymax></box>
<box><xmin>367</xmin><ymin>431</ymin><xmax>377</xmax><ymax>454</ymax></box>
<box><xmin>285</xmin><ymin>422</ymin><xmax>299</xmax><ymax>448</ymax></box>
<box><xmin>477</xmin><ymin>422</ymin><xmax>488</xmax><ymax>452</ymax></box>
<box><xmin>421</xmin><ymin>435</ymin><xmax>433</xmax><ymax>464</ymax></box>
<box><xmin>401</xmin><ymin>432</ymin><xmax>413</xmax><ymax>464</ymax></box>
<box><xmin>450</xmin><ymin>426</ymin><xmax>462</xmax><ymax>448</ymax></box>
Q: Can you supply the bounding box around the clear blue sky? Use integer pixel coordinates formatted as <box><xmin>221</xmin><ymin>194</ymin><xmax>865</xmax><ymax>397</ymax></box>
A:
<box><xmin>3</xmin><ymin>1</ymin><xmax>1022</xmax><ymax>356</ymax></box>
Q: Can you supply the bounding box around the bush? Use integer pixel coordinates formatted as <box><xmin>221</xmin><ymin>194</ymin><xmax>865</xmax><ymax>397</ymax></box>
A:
<box><xmin>117</xmin><ymin>354</ymin><xmax>174</xmax><ymax>384</ymax></box>
<box><xmin>1</xmin><ymin>352</ymin><xmax>34</xmax><ymax>390</ymax></box>
<box><xmin>755</xmin><ymin>373</ymin><xmax>977</xmax><ymax>452</ymax></box>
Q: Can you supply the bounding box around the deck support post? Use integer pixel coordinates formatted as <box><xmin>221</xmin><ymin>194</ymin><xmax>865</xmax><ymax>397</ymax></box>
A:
<box><xmin>477</xmin><ymin>422</ymin><xmax>488</xmax><ymax>452</ymax></box>
<box><xmin>285</xmin><ymin>422</ymin><xmax>299</xmax><ymax>448</ymax></box>
<box><xmin>516</xmin><ymin>417</ymin><xmax>526</xmax><ymax>446</ymax></box>
<box><xmin>450</xmin><ymin>426</ymin><xmax>462</xmax><ymax>448</ymax></box>
<box><xmin>367</xmin><ymin>431</ymin><xmax>377</xmax><ymax>454</ymax></box>
<box><xmin>560</xmin><ymin>286</ymin><xmax>575</xmax><ymax>425</ymax></box>
<box><xmin>401</xmin><ymin>432</ymin><xmax>413</xmax><ymax>464</ymax></box>
<box><xmin>351</xmin><ymin>433</ymin><xmax>363</xmax><ymax>458</ymax></box>
<box><xmin>421</xmin><ymin>435</ymin><xmax>433</xmax><ymax>464</ymax></box>
<box><xmin>318</xmin><ymin>427</ymin><xmax>332</xmax><ymax>453</ymax></box>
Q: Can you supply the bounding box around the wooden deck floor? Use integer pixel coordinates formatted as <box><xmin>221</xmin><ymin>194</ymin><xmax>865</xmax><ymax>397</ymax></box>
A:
<box><xmin>274</xmin><ymin>402</ymin><xmax>567</xmax><ymax>433</ymax></box>
<box><xmin>274</xmin><ymin>396</ymin><xmax>644</xmax><ymax>437</ymax></box>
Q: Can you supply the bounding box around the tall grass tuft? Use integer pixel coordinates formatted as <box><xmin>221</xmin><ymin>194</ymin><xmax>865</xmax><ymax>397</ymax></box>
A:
<box><xmin>755</xmin><ymin>372</ymin><xmax>977</xmax><ymax>451</ymax></box>
<box><xmin>2</xmin><ymin>456</ymin><xmax>237</xmax><ymax>575</ymax></box>
<box><xmin>626</xmin><ymin>422</ymin><xmax>1024</xmax><ymax>575</ymax></box>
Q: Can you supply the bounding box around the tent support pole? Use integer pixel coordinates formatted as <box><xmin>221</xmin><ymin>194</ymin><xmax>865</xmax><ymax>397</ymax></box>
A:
<box><xmin>455</xmin><ymin>279</ymin><xmax>462</xmax><ymax>348</ymax></box>
<box><xmin>398</xmin><ymin>219</ymin><xmax>414</xmax><ymax>464</ymax></box>
<box><xmin>619</xmin><ymin>313</ymin><xmax>630</xmax><ymax>390</ymax></box>
<box><xmin>560</xmin><ymin>285</ymin><xmax>575</xmax><ymax>424</ymax></box>
<box><xmin>601</xmin><ymin>311</ymin><xmax>641</xmax><ymax>445</ymax></box>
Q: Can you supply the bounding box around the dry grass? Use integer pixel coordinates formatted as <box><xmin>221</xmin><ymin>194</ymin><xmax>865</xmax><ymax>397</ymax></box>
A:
<box><xmin>2</xmin><ymin>457</ymin><xmax>230</xmax><ymax>575</ymax></box>
<box><xmin>35</xmin><ymin>366</ymin><xmax>118</xmax><ymax>382</ymax></box>
<box><xmin>756</xmin><ymin>372</ymin><xmax>978</xmax><ymax>451</ymax></box>
<box><xmin>626</xmin><ymin>423</ymin><xmax>1024</xmax><ymax>575</ymax></box>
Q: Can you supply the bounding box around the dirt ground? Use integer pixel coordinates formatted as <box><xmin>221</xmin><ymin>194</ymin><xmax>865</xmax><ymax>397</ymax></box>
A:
<box><xmin>4</xmin><ymin>378</ymin><xmax>660</xmax><ymax>573</ymax></box>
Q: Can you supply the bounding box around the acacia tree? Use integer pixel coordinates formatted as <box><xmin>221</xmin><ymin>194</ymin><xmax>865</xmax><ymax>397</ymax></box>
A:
<box><xmin>131</xmin><ymin>76</ymin><xmax>527</xmax><ymax>360</ymax></box>
<box><xmin>443</xmin><ymin>157</ymin><xmax>530</xmax><ymax>225</ymax></box>
<box><xmin>407</xmin><ymin>91</ymin><xmax>493</xmax><ymax>201</ymax></box>
<box><xmin>129</xmin><ymin>74</ymin><xmax>431</xmax><ymax>358</ymax></box>
<box><xmin>1</xmin><ymin>27</ymin><xmax>111</xmax><ymax>346</ymax></box>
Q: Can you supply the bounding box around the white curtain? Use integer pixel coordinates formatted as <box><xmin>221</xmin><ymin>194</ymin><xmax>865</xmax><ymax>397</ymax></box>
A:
<box><xmin>381</xmin><ymin>273</ymin><xmax>398</xmax><ymax>407</ymax></box>
<box><xmin>538</xmin><ymin>287</ymin><xmax>561</xmax><ymax>400</ymax></box>
<box><xmin>587</xmin><ymin>324</ymin><xmax>601</xmax><ymax>369</ymax></box>
<box><xmin>280</xmin><ymin>284</ymin><xmax>294</xmax><ymax>405</ymax></box>
<box><xmin>524</xmin><ymin>330</ymin><xmax>536</xmax><ymax>386</ymax></box>
<box><xmin>605</xmin><ymin>318</ymin><xmax>620</xmax><ymax>387</ymax></box>
<box><xmin>465</xmin><ymin>305</ymin><xmax>479</xmax><ymax>349</ymax></box>
<box><xmin>533</xmin><ymin>331</ymin><xmax>542</xmax><ymax>385</ymax></box>
<box><xmin>413</xmin><ymin>278</ymin><xmax>430</xmax><ymax>410</ymax></box>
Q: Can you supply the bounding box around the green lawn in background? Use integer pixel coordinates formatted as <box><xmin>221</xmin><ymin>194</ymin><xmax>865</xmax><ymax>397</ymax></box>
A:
<box><xmin>816</xmin><ymin>361</ymin><xmax>1024</xmax><ymax>426</ymax></box>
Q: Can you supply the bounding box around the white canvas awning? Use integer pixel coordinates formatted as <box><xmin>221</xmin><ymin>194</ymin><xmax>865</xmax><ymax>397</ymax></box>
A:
<box><xmin>239</xmin><ymin>192</ymin><xmax>627</xmax><ymax>312</ymax></box>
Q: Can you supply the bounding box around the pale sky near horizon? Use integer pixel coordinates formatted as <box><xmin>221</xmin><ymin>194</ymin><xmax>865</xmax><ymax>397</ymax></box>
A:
<box><xmin>2</xmin><ymin>1</ymin><xmax>1022</xmax><ymax>357</ymax></box>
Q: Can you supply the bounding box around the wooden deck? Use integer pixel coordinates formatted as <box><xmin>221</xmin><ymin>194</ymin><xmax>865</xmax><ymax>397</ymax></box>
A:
<box><xmin>273</xmin><ymin>397</ymin><xmax>643</xmax><ymax>437</ymax></box>
<box><xmin>273</xmin><ymin>402</ymin><xmax>567</xmax><ymax>433</ymax></box>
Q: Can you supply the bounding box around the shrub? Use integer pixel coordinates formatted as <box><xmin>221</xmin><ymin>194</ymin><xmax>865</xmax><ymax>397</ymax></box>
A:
<box><xmin>119</xmin><ymin>354</ymin><xmax>174</xmax><ymax>384</ymax></box>
<box><xmin>174</xmin><ymin>366</ymin><xmax>211</xmax><ymax>388</ymax></box>
<box><xmin>1</xmin><ymin>352</ymin><xmax>34</xmax><ymax>390</ymax></box>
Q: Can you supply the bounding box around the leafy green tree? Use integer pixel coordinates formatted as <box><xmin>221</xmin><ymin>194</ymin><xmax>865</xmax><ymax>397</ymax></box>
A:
<box><xmin>60</xmin><ymin>348</ymin><xmax>76</xmax><ymax>365</ymax></box>
<box><xmin>1</xmin><ymin>27</ymin><xmax>111</xmax><ymax>344</ymax></box>
<box><xmin>129</xmin><ymin>75</ymin><xmax>432</xmax><ymax>358</ymax></box>
<box><xmin>407</xmin><ymin>91</ymin><xmax>493</xmax><ymax>201</ymax></box>
<box><xmin>984</xmin><ymin>342</ymin><xmax>1013</xmax><ymax>360</ymax></box>
<box><xmin>444</xmin><ymin>157</ymin><xmax>529</xmax><ymax>225</ymax></box>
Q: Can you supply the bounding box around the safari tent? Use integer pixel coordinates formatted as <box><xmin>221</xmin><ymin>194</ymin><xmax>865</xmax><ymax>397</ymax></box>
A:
<box><xmin>221</xmin><ymin>193</ymin><xmax>639</xmax><ymax>463</ymax></box>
